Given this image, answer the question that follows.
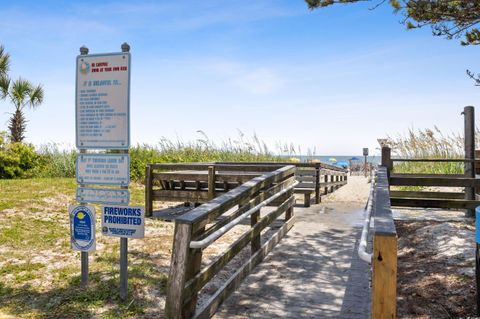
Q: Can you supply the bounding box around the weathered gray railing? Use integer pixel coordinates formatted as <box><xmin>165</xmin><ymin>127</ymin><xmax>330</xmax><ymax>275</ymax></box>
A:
<box><xmin>215</xmin><ymin>161</ymin><xmax>348</xmax><ymax>207</ymax></box>
<box><xmin>371</xmin><ymin>166</ymin><xmax>397</xmax><ymax>319</ymax></box>
<box><xmin>165</xmin><ymin>165</ymin><xmax>296</xmax><ymax>319</ymax></box>
<box><xmin>381</xmin><ymin>146</ymin><xmax>480</xmax><ymax>210</ymax></box>
<box><xmin>145</xmin><ymin>163</ymin><xmax>283</xmax><ymax>216</ymax></box>
<box><xmin>145</xmin><ymin>162</ymin><xmax>347</xmax><ymax>214</ymax></box>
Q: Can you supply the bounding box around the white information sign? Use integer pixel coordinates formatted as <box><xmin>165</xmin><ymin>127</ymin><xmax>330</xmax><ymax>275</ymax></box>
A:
<box><xmin>77</xmin><ymin>188</ymin><xmax>130</xmax><ymax>205</ymax></box>
<box><xmin>101</xmin><ymin>206</ymin><xmax>145</xmax><ymax>238</ymax></box>
<box><xmin>69</xmin><ymin>205</ymin><xmax>96</xmax><ymax>252</ymax></box>
<box><xmin>76</xmin><ymin>153</ymin><xmax>130</xmax><ymax>185</ymax></box>
<box><xmin>76</xmin><ymin>52</ymin><xmax>130</xmax><ymax>149</ymax></box>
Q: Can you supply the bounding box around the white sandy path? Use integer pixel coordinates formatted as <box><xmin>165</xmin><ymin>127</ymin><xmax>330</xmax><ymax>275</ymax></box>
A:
<box><xmin>321</xmin><ymin>175</ymin><xmax>370</xmax><ymax>204</ymax></box>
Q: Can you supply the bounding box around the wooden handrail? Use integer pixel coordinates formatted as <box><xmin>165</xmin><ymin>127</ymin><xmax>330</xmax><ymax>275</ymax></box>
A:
<box><xmin>165</xmin><ymin>166</ymin><xmax>297</xmax><ymax>318</ymax></box>
<box><xmin>372</xmin><ymin>166</ymin><xmax>397</xmax><ymax>319</ymax></box>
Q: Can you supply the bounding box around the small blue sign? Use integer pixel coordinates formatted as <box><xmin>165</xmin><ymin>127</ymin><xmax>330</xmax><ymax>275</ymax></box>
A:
<box><xmin>73</xmin><ymin>210</ymin><xmax>92</xmax><ymax>241</ymax></box>
<box><xmin>70</xmin><ymin>205</ymin><xmax>96</xmax><ymax>252</ymax></box>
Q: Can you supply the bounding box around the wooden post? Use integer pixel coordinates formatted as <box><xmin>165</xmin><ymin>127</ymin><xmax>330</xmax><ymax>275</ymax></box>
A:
<box><xmin>464</xmin><ymin>106</ymin><xmax>475</xmax><ymax>218</ymax></box>
<box><xmin>251</xmin><ymin>209</ymin><xmax>261</xmax><ymax>253</ymax></box>
<box><xmin>381</xmin><ymin>147</ymin><xmax>392</xmax><ymax>178</ymax></box>
<box><xmin>285</xmin><ymin>189</ymin><xmax>294</xmax><ymax>220</ymax></box>
<box><xmin>323</xmin><ymin>172</ymin><xmax>328</xmax><ymax>195</ymax></box>
<box><xmin>184</xmin><ymin>227</ymin><xmax>205</xmax><ymax>318</ymax></box>
<box><xmin>165</xmin><ymin>222</ymin><xmax>193</xmax><ymax>319</ymax></box>
<box><xmin>315</xmin><ymin>164</ymin><xmax>321</xmax><ymax>204</ymax></box>
<box><xmin>208</xmin><ymin>165</ymin><xmax>216</xmax><ymax>200</ymax></box>
<box><xmin>145</xmin><ymin>165</ymin><xmax>153</xmax><ymax>217</ymax></box>
<box><xmin>372</xmin><ymin>234</ymin><xmax>397</xmax><ymax>319</ymax></box>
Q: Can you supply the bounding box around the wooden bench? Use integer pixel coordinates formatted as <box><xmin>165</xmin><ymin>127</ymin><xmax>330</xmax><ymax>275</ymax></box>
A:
<box><xmin>294</xmin><ymin>168</ymin><xmax>319</xmax><ymax>207</ymax></box>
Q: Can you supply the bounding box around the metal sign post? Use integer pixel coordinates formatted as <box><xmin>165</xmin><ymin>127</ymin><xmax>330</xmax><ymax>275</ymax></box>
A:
<box><xmin>73</xmin><ymin>43</ymin><xmax>134</xmax><ymax>297</ymax></box>
<box><xmin>363</xmin><ymin>148</ymin><xmax>369</xmax><ymax>178</ymax></box>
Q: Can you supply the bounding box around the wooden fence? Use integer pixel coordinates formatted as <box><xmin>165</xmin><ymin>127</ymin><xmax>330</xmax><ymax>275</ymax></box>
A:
<box><xmin>216</xmin><ymin>162</ymin><xmax>347</xmax><ymax>207</ymax></box>
<box><xmin>381</xmin><ymin>147</ymin><xmax>480</xmax><ymax>211</ymax></box>
<box><xmin>145</xmin><ymin>162</ymin><xmax>347</xmax><ymax>215</ymax></box>
<box><xmin>165</xmin><ymin>165</ymin><xmax>296</xmax><ymax>318</ymax></box>
<box><xmin>372</xmin><ymin>166</ymin><xmax>397</xmax><ymax>318</ymax></box>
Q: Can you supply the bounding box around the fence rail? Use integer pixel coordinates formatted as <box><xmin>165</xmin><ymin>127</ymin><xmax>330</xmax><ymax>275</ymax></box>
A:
<box><xmin>381</xmin><ymin>146</ymin><xmax>480</xmax><ymax>211</ymax></box>
<box><xmin>145</xmin><ymin>162</ymin><xmax>347</xmax><ymax>215</ymax></box>
<box><xmin>165</xmin><ymin>165</ymin><xmax>296</xmax><ymax>318</ymax></box>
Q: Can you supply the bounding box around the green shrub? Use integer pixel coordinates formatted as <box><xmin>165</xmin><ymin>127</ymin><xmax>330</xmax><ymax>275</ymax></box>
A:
<box><xmin>33</xmin><ymin>144</ymin><xmax>76</xmax><ymax>178</ymax></box>
<box><xmin>0</xmin><ymin>133</ymin><xmax>39</xmax><ymax>178</ymax></box>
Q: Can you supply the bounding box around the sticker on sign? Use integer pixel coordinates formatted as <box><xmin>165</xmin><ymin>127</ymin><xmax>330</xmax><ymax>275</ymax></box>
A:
<box><xmin>77</xmin><ymin>187</ymin><xmax>130</xmax><ymax>205</ymax></box>
<box><xmin>76</xmin><ymin>52</ymin><xmax>130</xmax><ymax>149</ymax></box>
<box><xmin>101</xmin><ymin>205</ymin><xmax>144</xmax><ymax>238</ymax></box>
<box><xmin>76</xmin><ymin>153</ymin><xmax>130</xmax><ymax>186</ymax></box>
<box><xmin>69</xmin><ymin>205</ymin><xmax>96</xmax><ymax>252</ymax></box>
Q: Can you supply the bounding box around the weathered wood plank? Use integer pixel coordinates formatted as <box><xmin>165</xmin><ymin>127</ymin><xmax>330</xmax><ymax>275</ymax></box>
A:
<box><xmin>152</xmin><ymin>190</ymin><xmax>210</xmax><ymax>202</ymax></box>
<box><xmin>390</xmin><ymin>176</ymin><xmax>480</xmax><ymax>187</ymax></box>
<box><xmin>145</xmin><ymin>165</ymin><xmax>153</xmax><ymax>217</ymax></box>
<box><xmin>153</xmin><ymin>172</ymin><xmax>260</xmax><ymax>184</ymax></box>
<box><xmin>192</xmin><ymin>215</ymin><xmax>296</xmax><ymax>319</ymax></box>
<box><xmin>294</xmin><ymin>188</ymin><xmax>314</xmax><ymax>194</ymax></box>
<box><xmin>296</xmin><ymin>175</ymin><xmax>316</xmax><ymax>182</ymax></box>
<box><xmin>390</xmin><ymin>197</ymin><xmax>480</xmax><ymax>209</ymax></box>
<box><xmin>165</xmin><ymin>223</ymin><xmax>193</xmax><ymax>319</ymax></box>
<box><xmin>392</xmin><ymin>158</ymin><xmax>471</xmax><ymax>163</ymax></box>
<box><xmin>296</xmin><ymin>182</ymin><xmax>316</xmax><ymax>188</ymax></box>
<box><xmin>318</xmin><ymin>181</ymin><xmax>347</xmax><ymax>188</ymax></box>
<box><xmin>389</xmin><ymin>191</ymin><xmax>465</xmax><ymax>199</ymax></box>
<box><xmin>374</xmin><ymin>167</ymin><xmax>396</xmax><ymax>237</ymax></box>
<box><xmin>390</xmin><ymin>173</ymin><xmax>465</xmax><ymax>178</ymax></box>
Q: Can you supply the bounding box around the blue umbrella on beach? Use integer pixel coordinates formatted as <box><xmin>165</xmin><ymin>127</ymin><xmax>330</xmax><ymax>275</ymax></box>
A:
<box><xmin>350</xmin><ymin>156</ymin><xmax>360</xmax><ymax>161</ymax></box>
<box><xmin>336</xmin><ymin>160</ymin><xmax>349</xmax><ymax>168</ymax></box>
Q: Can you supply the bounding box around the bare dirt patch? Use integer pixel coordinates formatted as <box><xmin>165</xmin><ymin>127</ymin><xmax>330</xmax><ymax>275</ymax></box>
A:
<box><xmin>396</xmin><ymin>220</ymin><xmax>476</xmax><ymax>318</ymax></box>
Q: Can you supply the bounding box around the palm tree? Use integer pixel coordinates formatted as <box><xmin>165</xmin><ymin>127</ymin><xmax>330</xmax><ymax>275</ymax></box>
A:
<box><xmin>0</xmin><ymin>77</ymin><xmax>44</xmax><ymax>142</ymax></box>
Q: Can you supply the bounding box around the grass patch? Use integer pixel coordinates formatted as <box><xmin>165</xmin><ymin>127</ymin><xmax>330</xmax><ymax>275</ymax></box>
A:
<box><xmin>0</xmin><ymin>178</ymin><xmax>76</xmax><ymax>211</ymax></box>
<box><xmin>0</xmin><ymin>216</ymin><xmax>69</xmax><ymax>250</ymax></box>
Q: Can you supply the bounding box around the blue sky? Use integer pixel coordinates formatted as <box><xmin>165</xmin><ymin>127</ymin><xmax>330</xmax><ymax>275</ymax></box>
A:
<box><xmin>0</xmin><ymin>0</ymin><xmax>478</xmax><ymax>155</ymax></box>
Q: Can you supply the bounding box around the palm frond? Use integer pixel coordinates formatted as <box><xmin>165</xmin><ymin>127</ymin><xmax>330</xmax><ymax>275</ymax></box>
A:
<box><xmin>0</xmin><ymin>45</ymin><xmax>10</xmax><ymax>76</ymax></box>
<box><xmin>0</xmin><ymin>75</ymin><xmax>10</xmax><ymax>99</ymax></box>
<box><xmin>11</xmin><ymin>78</ymin><xmax>33</xmax><ymax>109</ymax></box>
<box><xmin>29</xmin><ymin>84</ymin><xmax>44</xmax><ymax>108</ymax></box>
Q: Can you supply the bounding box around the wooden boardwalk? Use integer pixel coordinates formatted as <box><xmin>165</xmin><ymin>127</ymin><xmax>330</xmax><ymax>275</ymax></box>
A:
<box><xmin>213</xmin><ymin>201</ymin><xmax>371</xmax><ymax>319</ymax></box>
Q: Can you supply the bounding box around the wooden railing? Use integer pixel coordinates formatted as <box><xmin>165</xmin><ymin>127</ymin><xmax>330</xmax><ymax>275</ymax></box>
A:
<box><xmin>145</xmin><ymin>163</ymin><xmax>284</xmax><ymax>216</ymax></box>
<box><xmin>145</xmin><ymin>162</ymin><xmax>347</xmax><ymax>214</ymax></box>
<box><xmin>381</xmin><ymin>146</ymin><xmax>480</xmax><ymax>212</ymax></box>
<box><xmin>164</xmin><ymin>165</ymin><xmax>296</xmax><ymax>318</ymax></box>
<box><xmin>372</xmin><ymin>166</ymin><xmax>397</xmax><ymax>318</ymax></box>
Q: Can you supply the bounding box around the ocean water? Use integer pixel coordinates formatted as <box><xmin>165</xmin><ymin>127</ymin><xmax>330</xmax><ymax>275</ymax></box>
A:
<box><xmin>280</xmin><ymin>155</ymin><xmax>381</xmax><ymax>167</ymax></box>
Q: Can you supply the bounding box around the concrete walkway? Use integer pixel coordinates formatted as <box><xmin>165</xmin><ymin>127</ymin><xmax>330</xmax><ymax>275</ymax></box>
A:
<box><xmin>214</xmin><ymin>200</ymin><xmax>371</xmax><ymax>319</ymax></box>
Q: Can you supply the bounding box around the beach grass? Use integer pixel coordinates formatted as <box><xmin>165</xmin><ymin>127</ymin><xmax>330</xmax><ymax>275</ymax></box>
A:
<box><xmin>389</xmin><ymin>127</ymin><xmax>467</xmax><ymax>175</ymax></box>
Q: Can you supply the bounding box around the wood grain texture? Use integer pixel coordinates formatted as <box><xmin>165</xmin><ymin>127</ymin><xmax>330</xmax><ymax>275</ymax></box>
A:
<box><xmin>192</xmin><ymin>215</ymin><xmax>296</xmax><ymax>319</ymax></box>
<box><xmin>372</xmin><ymin>234</ymin><xmax>397</xmax><ymax>319</ymax></box>
<box><xmin>165</xmin><ymin>223</ymin><xmax>193</xmax><ymax>319</ymax></box>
